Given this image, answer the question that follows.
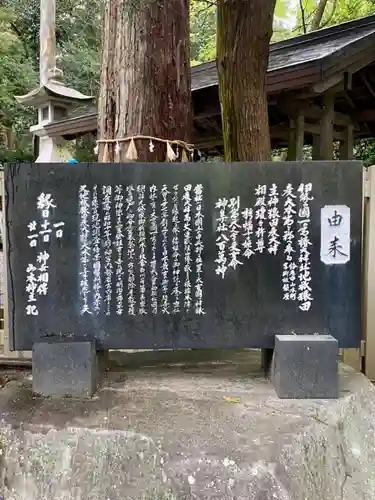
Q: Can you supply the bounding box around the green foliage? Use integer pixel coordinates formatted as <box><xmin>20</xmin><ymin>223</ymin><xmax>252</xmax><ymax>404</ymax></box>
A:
<box><xmin>75</xmin><ymin>135</ymin><xmax>97</xmax><ymax>162</ymax></box>
<box><xmin>317</xmin><ymin>0</ymin><xmax>375</xmax><ymax>29</ymax></box>
<box><xmin>0</xmin><ymin>147</ymin><xmax>33</xmax><ymax>163</ymax></box>
<box><xmin>272</xmin><ymin>0</ymin><xmax>297</xmax><ymax>41</ymax></box>
<box><xmin>55</xmin><ymin>0</ymin><xmax>103</xmax><ymax>97</ymax></box>
<box><xmin>0</xmin><ymin>9</ymin><xmax>38</xmax><ymax>132</ymax></box>
<box><xmin>294</xmin><ymin>0</ymin><xmax>375</xmax><ymax>35</ymax></box>
<box><xmin>190</xmin><ymin>0</ymin><xmax>216</xmax><ymax>64</ymax></box>
<box><xmin>0</xmin><ymin>0</ymin><xmax>103</xmax><ymax>157</ymax></box>
<box><xmin>0</xmin><ymin>0</ymin><xmax>103</xmax><ymax>95</ymax></box>
<box><xmin>355</xmin><ymin>139</ymin><xmax>375</xmax><ymax>167</ymax></box>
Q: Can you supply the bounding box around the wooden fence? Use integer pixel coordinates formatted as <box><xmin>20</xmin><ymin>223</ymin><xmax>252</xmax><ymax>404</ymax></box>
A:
<box><xmin>1</xmin><ymin>167</ymin><xmax>375</xmax><ymax>376</ymax></box>
<box><xmin>0</xmin><ymin>170</ymin><xmax>30</xmax><ymax>359</ymax></box>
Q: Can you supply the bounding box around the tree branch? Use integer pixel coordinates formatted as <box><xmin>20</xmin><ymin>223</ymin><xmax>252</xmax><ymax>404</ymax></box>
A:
<box><xmin>287</xmin><ymin>8</ymin><xmax>318</xmax><ymax>35</ymax></box>
<box><xmin>318</xmin><ymin>0</ymin><xmax>338</xmax><ymax>29</ymax></box>
<box><xmin>9</xmin><ymin>21</ymin><xmax>30</xmax><ymax>59</ymax></box>
<box><xmin>310</xmin><ymin>0</ymin><xmax>330</xmax><ymax>32</ymax></box>
<box><xmin>299</xmin><ymin>0</ymin><xmax>307</xmax><ymax>34</ymax></box>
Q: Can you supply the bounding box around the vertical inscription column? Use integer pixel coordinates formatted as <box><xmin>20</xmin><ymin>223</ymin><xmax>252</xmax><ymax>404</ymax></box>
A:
<box><xmin>149</xmin><ymin>185</ymin><xmax>159</xmax><ymax>315</ymax></box>
<box><xmin>228</xmin><ymin>197</ymin><xmax>242</xmax><ymax>270</ymax></box>
<box><xmin>137</xmin><ymin>185</ymin><xmax>147</xmax><ymax>315</ymax></box>
<box><xmin>254</xmin><ymin>185</ymin><xmax>267</xmax><ymax>254</ymax></box>
<box><xmin>297</xmin><ymin>183</ymin><xmax>313</xmax><ymax>311</ymax></box>
<box><xmin>125</xmin><ymin>186</ymin><xmax>136</xmax><ymax>316</ymax></box>
<box><xmin>172</xmin><ymin>185</ymin><xmax>181</xmax><ymax>314</ymax></box>
<box><xmin>114</xmin><ymin>186</ymin><xmax>124</xmax><ymax>316</ymax></box>
<box><xmin>183</xmin><ymin>185</ymin><xmax>192</xmax><ymax>312</ymax></box>
<box><xmin>25</xmin><ymin>193</ymin><xmax>65</xmax><ymax>316</ymax></box>
<box><xmin>242</xmin><ymin>208</ymin><xmax>254</xmax><ymax>258</ymax></box>
<box><xmin>92</xmin><ymin>185</ymin><xmax>101</xmax><ymax>314</ymax></box>
<box><xmin>267</xmin><ymin>184</ymin><xmax>280</xmax><ymax>255</ymax></box>
<box><xmin>160</xmin><ymin>185</ymin><xmax>170</xmax><ymax>314</ymax></box>
<box><xmin>281</xmin><ymin>183</ymin><xmax>297</xmax><ymax>302</ymax></box>
<box><xmin>75</xmin><ymin>181</ymin><xmax>207</xmax><ymax>319</ymax></box>
<box><xmin>215</xmin><ymin>198</ymin><xmax>228</xmax><ymax>278</ymax></box>
<box><xmin>102</xmin><ymin>186</ymin><xmax>112</xmax><ymax>316</ymax></box>
<box><xmin>194</xmin><ymin>185</ymin><xmax>205</xmax><ymax>315</ymax></box>
<box><xmin>78</xmin><ymin>185</ymin><xmax>91</xmax><ymax>315</ymax></box>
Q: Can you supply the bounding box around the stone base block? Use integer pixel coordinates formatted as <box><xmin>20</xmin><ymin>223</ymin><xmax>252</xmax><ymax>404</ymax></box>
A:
<box><xmin>32</xmin><ymin>340</ymin><xmax>98</xmax><ymax>398</ymax></box>
<box><xmin>272</xmin><ymin>334</ymin><xmax>339</xmax><ymax>399</ymax></box>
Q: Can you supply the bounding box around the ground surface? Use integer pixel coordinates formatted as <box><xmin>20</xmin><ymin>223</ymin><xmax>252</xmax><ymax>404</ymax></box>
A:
<box><xmin>0</xmin><ymin>349</ymin><xmax>374</xmax><ymax>499</ymax></box>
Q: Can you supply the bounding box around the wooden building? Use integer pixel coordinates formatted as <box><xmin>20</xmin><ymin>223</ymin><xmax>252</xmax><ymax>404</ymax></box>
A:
<box><xmin>43</xmin><ymin>14</ymin><xmax>375</xmax><ymax>160</ymax></box>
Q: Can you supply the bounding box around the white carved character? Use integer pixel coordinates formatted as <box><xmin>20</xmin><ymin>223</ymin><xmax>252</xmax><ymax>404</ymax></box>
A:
<box><xmin>28</xmin><ymin>221</ymin><xmax>37</xmax><ymax>232</ymax></box>
<box><xmin>26</xmin><ymin>304</ymin><xmax>38</xmax><ymax>316</ymax></box>
<box><xmin>27</xmin><ymin>234</ymin><xmax>38</xmax><ymax>247</ymax></box>
<box><xmin>37</xmin><ymin>193</ymin><xmax>56</xmax><ymax>218</ymax></box>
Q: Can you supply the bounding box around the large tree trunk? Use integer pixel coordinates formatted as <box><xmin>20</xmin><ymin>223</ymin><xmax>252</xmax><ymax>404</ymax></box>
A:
<box><xmin>98</xmin><ymin>0</ymin><xmax>191</xmax><ymax>162</ymax></box>
<box><xmin>216</xmin><ymin>0</ymin><xmax>276</xmax><ymax>161</ymax></box>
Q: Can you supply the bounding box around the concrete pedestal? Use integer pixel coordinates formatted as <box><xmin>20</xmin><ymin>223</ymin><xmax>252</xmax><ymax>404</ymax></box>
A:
<box><xmin>0</xmin><ymin>352</ymin><xmax>373</xmax><ymax>500</ymax></box>
<box><xmin>272</xmin><ymin>334</ymin><xmax>339</xmax><ymax>399</ymax></box>
<box><xmin>32</xmin><ymin>340</ymin><xmax>99</xmax><ymax>398</ymax></box>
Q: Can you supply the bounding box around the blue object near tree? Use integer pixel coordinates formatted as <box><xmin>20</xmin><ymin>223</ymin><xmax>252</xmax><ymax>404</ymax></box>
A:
<box><xmin>67</xmin><ymin>159</ymin><xmax>78</xmax><ymax>163</ymax></box>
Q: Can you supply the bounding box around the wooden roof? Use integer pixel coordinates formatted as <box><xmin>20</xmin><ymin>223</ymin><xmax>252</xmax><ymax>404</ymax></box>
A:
<box><xmin>44</xmin><ymin>14</ymin><xmax>375</xmax><ymax>155</ymax></box>
<box><xmin>192</xmin><ymin>14</ymin><xmax>375</xmax><ymax>93</ymax></box>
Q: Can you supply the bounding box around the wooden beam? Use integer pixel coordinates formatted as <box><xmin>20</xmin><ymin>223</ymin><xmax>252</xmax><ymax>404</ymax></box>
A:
<box><xmin>360</xmin><ymin>74</ymin><xmax>375</xmax><ymax>101</ymax></box>
<box><xmin>295</xmin><ymin>114</ymin><xmax>304</xmax><ymax>160</ymax></box>
<box><xmin>319</xmin><ymin>92</ymin><xmax>335</xmax><ymax>160</ymax></box>
<box><xmin>287</xmin><ymin>120</ymin><xmax>297</xmax><ymax>161</ymax></box>
<box><xmin>44</xmin><ymin>113</ymin><xmax>97</xmax><ymax>137</ymax></box>
<box><xmin>291</xmin><ymin>55</ymin><xmax>374</xmax><ymax>99</ymax></box>
<box><xmin>193</xmin><ymin>136</ymin><xmax>223</xmax><ymax>148</ymax></box>
<box><xmin>310</xmin><ymin>123</ymin><xmax>344</xmax><ymax>141</ymax></box>
<box><xmin>194</xmin><ymin>107</ymin><xmax>221</xmax><ymax>120</ymax></box>
<box><xmin>312</xmin><ymin>134</ymin><xmax>320</xmax><ymax>160</ymax></box>
<box><xmin>198</xmin><ymin>116</ymin><xmax>222</xmax><ymax>135</ymax></box>
<box><xmin>308</xmin><ymin>54</ymin><xmax>375</xmax><ymax>102</ymax></box>
<box><xmin>311</xmin><ymin>74</ymin><xmax>343</xmax><ymax>94</ymax></box>
<box><xmin>339</xmin><ymin>124</ymin><xmax>354</xmax><ymax>160</ymax></box>
<box><xmin>344</xmin><ymin>72</ymin><xmax>353</xmax><ymax>92</ymax></box>
<box><xmin>364</xmin><ymin>167</ymin><xmax>375</xmax><ymax>380</ymax></box>
<box><xmin>278</xmin><ymin>101</ymin><xmax>357</xmax><ymax>129</ymax></box>
<box><xmin>332</xmin><ymin>51</ymin><xmax>375</xmax><ymax>83</ymax></box>
<box><xmin>271</xmin><ymin>123</ymin><xmax>345</xmax><ymax>142</ymax></box>
<box><xmin>364</xmin><ymin>122</ymin><xmax>372</xmax><ymax>135</ymax></box>
<box><xmin>353</xmin><ymin>109</ymin><xmax>375</xmax><ymax>122</ymax></box>
<box><xmin>0</xmin><ymin>172</ymin><xmax>31</xmax><ymax>359</ymax></box>
<box><xmin>344</xmin><ymin>91</ymin><xmax>356</xmax><ymax>109</ymax></box>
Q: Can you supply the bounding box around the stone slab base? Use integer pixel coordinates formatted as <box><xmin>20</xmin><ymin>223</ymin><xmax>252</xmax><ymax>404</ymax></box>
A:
<box><xmin>32</xmin><ymin>340</ymin><xmax>98</xmax><ymax>398</ymax></box>
<box><xmin>0</xmin><ymin>350</ymin><xmax>374</xmax><ymax>499</ymax></box>
<box><xmin>273</xmin><ymin>334</ymin><xmax>339</xmax><ymax>398</ymax></box>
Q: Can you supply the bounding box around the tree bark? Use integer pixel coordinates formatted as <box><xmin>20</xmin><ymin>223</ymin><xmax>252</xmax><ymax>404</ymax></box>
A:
<box><xmin>216</xmin><ymin>0</ymin><xmax>276</xmax><ymax>161</ymax></box>
<box><xmin>98</xmin><ymin>0</ymin><xmax>191</xmax><ymax>162</ymax></box>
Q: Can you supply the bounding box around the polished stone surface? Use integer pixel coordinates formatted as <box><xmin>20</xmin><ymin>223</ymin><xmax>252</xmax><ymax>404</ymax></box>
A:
<box><xmin>5</xmin><ymin>161</ymin><xmax>362</xmax><ymax>350</ymax></box>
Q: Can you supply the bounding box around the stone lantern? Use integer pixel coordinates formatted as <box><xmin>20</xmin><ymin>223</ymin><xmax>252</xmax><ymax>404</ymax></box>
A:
<box><xmin>15</xmin><ymin>68</ymin><xmax>93</xmax><ymax>162</ymax></box>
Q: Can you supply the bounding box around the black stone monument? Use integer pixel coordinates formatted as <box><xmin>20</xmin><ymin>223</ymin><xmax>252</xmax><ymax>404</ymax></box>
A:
<box><xmin>4</xmin><ymin>161</ymin><xmax>362</xmax><ymax>397</ymax></box>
